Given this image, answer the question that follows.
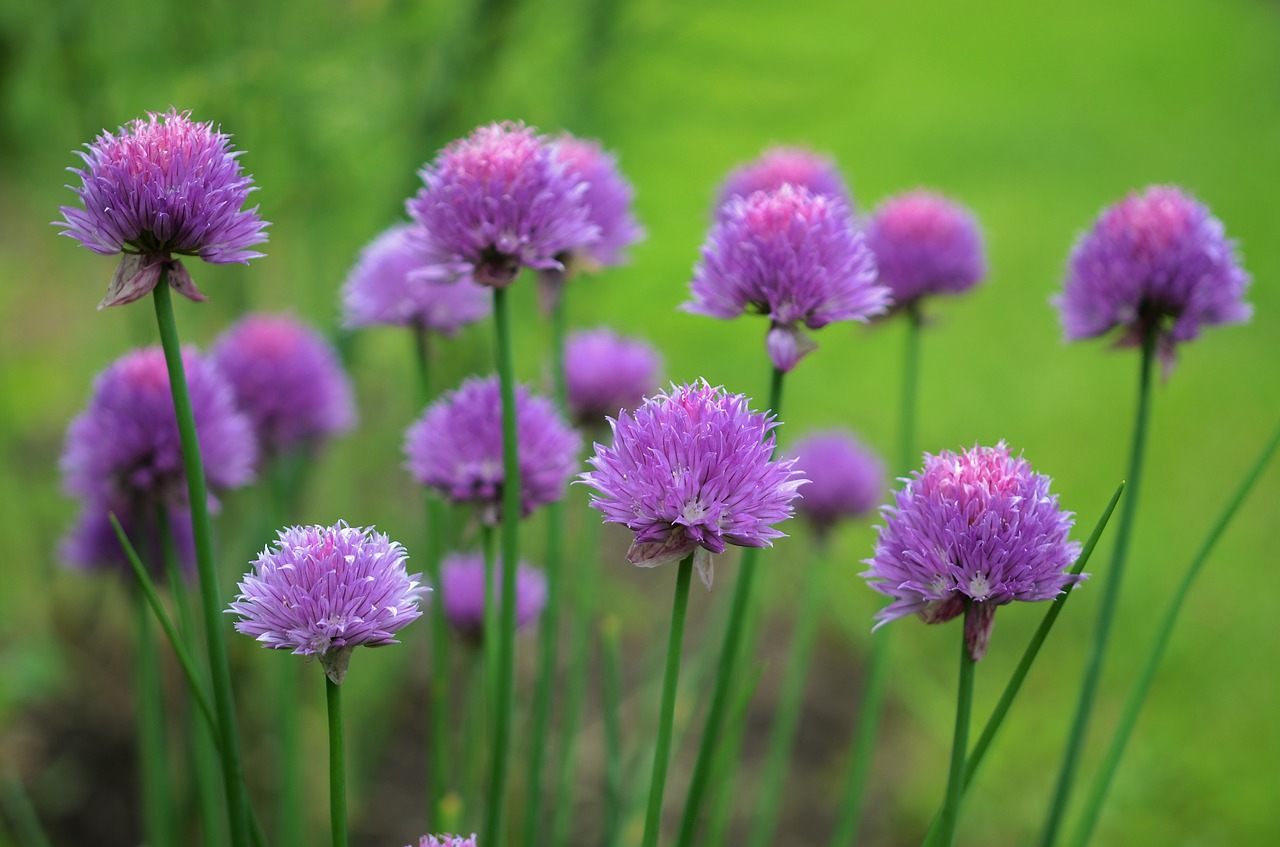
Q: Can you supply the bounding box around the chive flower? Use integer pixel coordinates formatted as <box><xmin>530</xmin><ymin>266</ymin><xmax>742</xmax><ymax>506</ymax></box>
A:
<box><xmin>789</xmin><ymin>431</ymin><xmax>885</xmax><ymax>537</ymax></box>
<box><xmin>60</xmin><ymin>504</ymin><xmax>195</xmax><ymax>578</ymax></box>
<box><xmin>549</xmin><ymin>135</ymin><xmax>644</xmax><ymax>271</ymax></box>
<box><xmin>580</xmin><ymin>380</ymin><xmax>806</xmax><ymax>589</ymax></box>
<box><xmin>57</xmin><ymin>108</ymin><xmax>268</xmax><ymax>308</ymax></box>
<box><xmin>862</xmin><ymin>442</ymin><xmax>1082</xmax><ymax>661</ymax></box>
<box><xmin>717</xmin><ymin>145</ymin><xmax>852</xmax><ymax>210</ymax></box>
<box><xmin>228</xmin><ymin>522</ymin><xmax>425</xmax><ymax>684</ymax></box>
<box><xmin>564</xmin><ymin>328</ymin><xmax>661</xmax><ymax>429</ymax></box>
<box><xmin>685</xmin><ymin>184</ymin><xmax>888</xmax><ymax>372</ymax></box>
<box><xmin>439</xmin><ymin>552</ymin><xmax>548</xmax><ymax>644</ymax></box>
<box><xmin>864</xmin><ymin>190</ymin><xmax>986</xmax><ymax>312</ymax></box>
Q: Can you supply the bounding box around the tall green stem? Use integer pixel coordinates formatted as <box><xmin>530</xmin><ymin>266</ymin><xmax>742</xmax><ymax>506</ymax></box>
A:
<box><xmin>326</xmin><ymin>677</ymin><xmax>347</xmax><ymax>847</ymax></box>
<box><xmin>151</xmin><ymin>280</ymin><xmax>250</xmax><ymax>847</ymax></box>
<box><xmin>134</xmin><ymin>589</ymin><xmax>173</xmax><ymax>847</ymax></box>
<box><xmin>641</xmin><ymin>554</ymin><xmax>696</xmax><ymax>847</ymax></box>
<box><xmin>674</xmin><ymin>366</ymin><xmax>784</xmax><ymax>847</ymax></box>
<box><xmin>936</xmin><ymin>606</ymin><xmax>976</xmax><ymax>847</ymax></box>
<box><xmin>1040</xmin><ymin>324</ymin><xmax>1157</xmax><ymax>847</ymax></box>
<box><xmin>483</xmin><ymin>285</ymin><xmax>523</xmax><ymax>846</ymax></box>
<box><xmin>601</xmin><ymin>614</ymin><xmax>624</xmax><ymax>847</ymax></box>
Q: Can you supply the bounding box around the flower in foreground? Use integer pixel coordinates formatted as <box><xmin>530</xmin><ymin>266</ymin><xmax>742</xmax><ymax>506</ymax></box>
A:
<box><xmin>862</xmin><ymin>442</ymin><xmax>1081</xmax><ymax>661</ymax></box>
<box><xmin>341</xmin><ymin>223</ymin><xmax>492</xmax><ymax>333</ymax></box>
<box><xmin>789</xmin><ymin>431</ymin><xmax>885</xmax><ymax>538</ymax></box>
<box><xmin>864</xmin><ymin>190</ymin><xmax>986</xmax><ymax>312</ymax></box>
<box><xmin>685</xmin><ymin>184</ymin><xmax>888</xmax><ymax>372</ymax></box>
<box><xmin>212</xmin><ymin>314</ymin><xmax>355</xmax><ymax>461</ymax></box>
<box><xmin>580</xmin><ymin>380</ymin><xmax>806</xmax><ymax>589</ymax></box>
<box><xmin>407</xmin><ymin>836</ymin><xmax>477</xmax><ymax>847</ymax></box>
<box><xmin>228</xmin><ymin>523</ymin><xmax>425</xmax><ymax>684</ymax></box>
<box><xmin>717</xmin><ymin>145</ymin><xmax>852</xmax><ymax>211</ymax></box>
<box><xmin>1055</xmin><ymin>185</ymin><xmax>1250</xmax><ymax>370</ymax></box>
<box><xmin>564</xmin><ymin>328</ymin><xmax>661</xmax><ymax>428</ymax></box>
<box><xmin>439</xmin><ymin>553</ymin><xmax>548</xmax><ymax>644</ymax></box>
<box><xmin>407</xmin><ymin>121</ymin><xmax>598</xmax><ymax>288</ymax></box>
<box><xmin>57</xmin><ymin>108</ymin><xmax>268</xmax><ymax>308</ymax></box>
<box><xmin>404</xmin><ymin>376</ymin><xmax>581</xmax><ymax>524</ymax></box>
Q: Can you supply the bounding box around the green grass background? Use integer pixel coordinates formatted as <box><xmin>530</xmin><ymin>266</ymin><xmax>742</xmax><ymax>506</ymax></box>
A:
<box><xmin>1</xmin><ymin>0</ymin><xmax>1278</xmax><ymax>844</ymax></box>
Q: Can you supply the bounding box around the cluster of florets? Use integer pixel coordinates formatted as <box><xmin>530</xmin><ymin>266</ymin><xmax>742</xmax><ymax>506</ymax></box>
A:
<box><xmin>717</xmin><ymin>146</ymin><xmax>852</xmax><ymax>209</ymax></box>
<box><xmin>563</xmin><ymin>328</ymin><xmax>661</xmax><ymax>428</ymax></box>
<box><xmin>864</xmin><ymin>190</ymin><xmax>987</xmax><ymax>311</ymax></box>
<box><xmin>438</xmin><ymin>553</ymin><xmax>548</xmax><ymax>644</ymax></box>
<box><xmin>789</xmin><ymin>431</ymin><xmax>885</xmax><ymax>537</ymax></box>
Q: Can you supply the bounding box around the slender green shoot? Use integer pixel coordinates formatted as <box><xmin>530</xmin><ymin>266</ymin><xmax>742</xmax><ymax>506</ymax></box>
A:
<box><xmin>936</xmin><ymin>606</ymin><xmax>977</xmax><ymax>847</ymax></box>
<box><xmin>601</xmin><ymin>615</ymin><xmax>624</xmax><ymax>847</ymax></box>
<box><xmin>134</xmin><ymin>589</ymin><xmax>174</xmax><ymax>847</ymax></box>
<box><xmin>1</xmin><ymin>769</ymin><xmax>54</xmax><ymax>847</ymax></box>
<box><xmin>326</xmin><ymin>677</ymin><xmax>348</xmax><ymax>847</ymax></box>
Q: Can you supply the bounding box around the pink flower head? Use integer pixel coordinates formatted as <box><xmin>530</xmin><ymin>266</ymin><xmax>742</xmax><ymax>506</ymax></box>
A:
<box><xmin>717</xmin><ymin>146</ymin><xmax>852</xmax><ymax>211</ymax></box>
<box><xmin>789</xmin><ymin>431</ymin><xmax>885</xmax><ymax>536</ymax></box>
<box><xmin>549</xmin><ymin>135</ymin><xmax>644</xmax><ymax>270</ymax></box>
<box><xmin>864</xmin><ymin>190</ymin><xmax>986</xmax><ymax>311</ymax></box>
<box><xmin>564</xmin><ymin>328</ymin><xmax>661</xmax><ymax>429</ymax></box>
<box><xmin>439</xmin><ymin>552</ymin><xmax>548</xmax><ymax>644</ymax></box>
<box><xmin>57</xmin><ymin>108</ymin><xmax>268</xmax><ymax>308</ymax></box>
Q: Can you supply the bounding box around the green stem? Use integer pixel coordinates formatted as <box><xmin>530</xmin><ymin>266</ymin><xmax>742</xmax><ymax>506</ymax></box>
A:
<box><xmin>134</xmin><ymin>589</ymin><xmax>173</xmax><ymax>847</ymax></box>
<box><xmin>641</xmin><ymin>554</ymin><xmax>696</xmax><ymax>847</ymax></box>
<box><xmin>1040</xmin><ymin>324</ymin><xmax>1157</xmax><ymax>847</ymax></box>
<box><xmin>1069</xmin><ymin>420</ymin><xmax>1280</xmax><ymax>847</ymax></box>
<box><xmin>702</xmin><ymin>663</ymin><xmax>767</xmax><ymax>847</ymax></box>
<box><xmin>150</xmin><ymin>280</ymin><xmax>250</xmax><ymax>847</ymax></box>
<box><xmin>0</xmin><ymin>770</ymin><xmax>54</xmax><ymax>847</ymax></box>
<box><xmin>936</xmin><ymin>606</ymin><xmax>976</xmax><ymax>847</ymax></box>
<box><xmin>675</xmin><ymin>366</ymin><xmax>784</xmax><ymax>847</ymax></box>
<box><xmin>900</xmin><ymin>302</ymin><xmax>921</xmax><ymax>474</ymax></box>
<box><xmin>483</xmin><ymin>285</ymin><xmax>523</xmax><ymax>846</ymax></box>
<box><xmin>326</xmin><ymin>677</ymin><xmax>347</xmax><ymax>847</ymax></box>
<box><xmin>482</xmin><ymin>524</ymin><xmax>498</xmax><ymax>726</ymax></box>
<box><xmin>601</xmin><ymin>615</ymin><xmax>624</xmax><ymax>847</ymax></box>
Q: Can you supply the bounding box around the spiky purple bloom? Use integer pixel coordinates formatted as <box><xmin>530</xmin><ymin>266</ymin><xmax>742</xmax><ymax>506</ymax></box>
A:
<box><xmin>789</xmin><ymin>431</ymin><xmax>885</xmax><ymax>537</ymax></box>
<box><xmin>341</xmin><ymin>223</ymin><xmax>492</xmax><ymax>333</ymax></box>
<box><xmin>57</xmin><ymin>108</ymin><xmax>268</xmax><ymax>308</ymax></box>
<box><xmin>717</xmin><ymin>146</ymin><xmax>852</xmax><ymax>210</ymax></box>
<box><xmin>685</xmin><ymin>184</ymin><xmax>888</xmax><ymax>372</ymax></box>
<box><xmin>407</xmin><ymin>836</ymin><xmax>477</xmax><ymax>847</ymax></box>
<box><xmin>580</xmin><ymin>380</ymin><xmax>806</xmax><ymax>589</ymax></box>
<box><xmin>228</xmin><ymin>522</ymin><xmax>425</xmax><ymax>683</ymax></box>
<box><xmin>61</xmin><ymin>346</ymin><xmax>257</xmax><ymax>509</ymax></box>
<box><xmin>864</xmin><ymin>190</ymin><xmax>986</xmax><ymax>311</ymax></box>
<box><xmin>404</xmin><ymin>376</ymin><xmax>581</xmax><ymax>524</ymax></box>
<box><xmin>862</xmin><ymin>442</ymin><xmax>1082</xmax><ymax>661</ymax></box>
<box><xmin>564</xmin><ymin>328</ymin><xmax>661</xmax><ymax>429</ymax></box>
<box><xmin>1055</xmin><ymin>185</ymin><xmax>1250</xmax><ymax>369</ymax></box>
<box><xmin>211</xmin><ymin>314</ymin><xmax>355</xmax><ymax>461</ymax></box>
<box><xmin>438</xmin><ymin>552</ymin><xmax>548</xmax><ymax>644</ymax></box>
<box><xmin>406</xmin><ymin>121</ymin><xmax>599</xmax><ymax>288</ymax></box>
<box><xmin>60</xmin><ymin>504</ymin><xmax>195</xmax><ymax>578</ymax></box>
<box><xmin>549</xmin><ymin>135</ymin><xmax>644</xmax><ymax>270</ymax></box>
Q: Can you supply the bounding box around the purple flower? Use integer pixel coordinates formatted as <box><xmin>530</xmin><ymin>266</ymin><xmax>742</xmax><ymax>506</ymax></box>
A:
<box><xmin>862</xmin><ymin>442</ymin><xmax>1082</xmax><ymax>661</ymax></box>
<box><xmin>404</xmin><ymin>376</ymin><xmax>581</xmax><ymax>523</ymax></box>
<box><xmin>564</xmin><ymin>328</ymin><xmax>661</xmax><ymax>429</ymax></box>
<box><xmin>341</xmin><ymin>223</ymin><xmax>492</xmax><ymax>333</ymax></box>
<box><xmin>580</xmin><ymin>380</ymin><xmax>807</xmax><ymax>589</ymax></box>
<box><xmin>60</xmin><ymin>504</ymin><xmax>195</xmax><ymax>579</ymax></box>
<box><xmin>57</xmin><ymin>108</ymin><xmax>268</xmax><ymax>308</ymax></box>
<box><xmin>717</xmin><ymin>146</ymin><xmax>852</xmax><ymax>210</ymax></box>
<box><xmin>408</xmin><ymin>836</ymin><xmax>477</xmax><ymax>847</ymax></box>
<box><xmin>228</xmin><ymin>522</ymin><xmax>425</xmax><ymax>683</ymax></box>
<box><xmin>438</xmin><ymin>552</ymin><xmax>548</xmax><ymax>644</ymax></box>
<box><xmin>1055</xmin><ymin>186</ymin><xmax>1250</xmax><ymax>370</ymax></box>
<box><xmin>549</xmin><ymin>135</ymin><xmax>644</xmax><ymax>270</ymax></box>
<box><xmin>406</xmin><ymin>121</ymin><xmax>598</xmax><ymax>288</ymax></box>
<box><xmin>864</xmin><ymin>191</ymin><xmax>986</xmax><ymax>311</ymax></box>
<box><xmin>685</xmin><ymin>184</ymin><xmax>888</xmax><ymax>372</ymax></box>
<box><xmin>61</xmin><ymin>346</ymin><xmax>257</xmax><ymax>509</ymax></box>
<box><xmin>789</xmin><ymin>431</ymin><xmax>885</xmax><ymax>536</ymax></box>
<box><xmin>212</xmin><ymin>314</ymin><xmax>356</xmax><ymax>461</ymax></box>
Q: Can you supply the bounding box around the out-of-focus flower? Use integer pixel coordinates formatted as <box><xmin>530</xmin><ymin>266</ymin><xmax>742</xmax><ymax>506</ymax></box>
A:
<box><xmin>789</xmin><ymin>431</ymin><xmax>885</xmax><ymax>537</ymax></box>
<box><xmin>60</xmin><ymin>504</ymin><xmax>195</xmax><ymax>578</ymax></box>
<box><xmin>57</xmin><ymin>108</ymin><xmax>268</xmax><ymax>308</ymax></box>
<box><xmin>564</xmin><ymin>328</ymin><xmax>661</xmax><ymax>429</ymax></box>
<box><xmin>864</xmin><ymin>190</ymin><xmax>986</xmax><ymax>312</ymax></box>
<box><xmin>862</xmin><ymin>442</ymin><xmax>1082</xmax><ymax>661</ymax></box>
<box><xmin>1056</xmin><ymin>185</ymin><xmax>1250</xmax><ymax>370</ymax></box>
<box><xmin>580</xmin><ymin>380</ymin><xmax>806</xmax><ymax>589</ymax></box>
<box><xmin>548</xmin><ymin>135</ymin><xmax>644</xmax><ymax>271</ymax></box>
<box><xmin>341</xmin><ymin>223</ymin><xmax>492</xmax><ymax>333</ymax></box>
<box><xmin>717</xmin><ymin>146</ymin><xmax>852</xmax><ymax>210</ymax></box>
<box><xmin>228</xmin><ymin>522</ymin><xmax>425</xmax><ymax>683</ymax></box>
<box><xmin>404</xmin><ymin>376</ymin><xmax>581</xmax><ymax>523</ymax></box>
<box><xmin>407</xmin><ymin>836</ymin><xmax>478</xmax><ymax>847</ymax></box>
<box><xmin>685</xmin><ymin>184</ymin><xmax>887</xmax><ymax>372</ymax></box>
<box><xmin>407</xmin><ymin>121</ymin><xmax>598</xmax><ymax>288</ymax></box>
<box><xmin>438</xmin><ymin>552</ymin><xmax>548</xmax><ymax>644</ymax></box>
<box><xmin>212</xmin><ymin>314</ymin><xmax>355</xmax><ymax>461</ymax></box>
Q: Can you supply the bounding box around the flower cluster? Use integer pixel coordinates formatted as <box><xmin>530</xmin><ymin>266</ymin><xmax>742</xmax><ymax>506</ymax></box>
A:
<box><xmin>549</xmin><ymin>135</ymin><xmax>644</xmax><ymax>271</ymax></box>
<box><xmin>789</xmin><ymin>431</ymin><xmax>885</xmax><ymax>536</ymax></box>
<box><xmin>864</xmin><ymin>191</ymin><xmax>986</xmax><ymax>311</ymax></box>
<box><xmin>564</xmin><ymin>328</ymin><xmax>661</xmax><ymax>428</ymax></box>
<box><xmin>717</xmin><ymin>146</ymin><xmax>852</xmax><ymax>210</ymax></box>
<box><xmin>439</xmin><ymin>552</ymin><xmax>548</xmax><ymax>644</ymax></box>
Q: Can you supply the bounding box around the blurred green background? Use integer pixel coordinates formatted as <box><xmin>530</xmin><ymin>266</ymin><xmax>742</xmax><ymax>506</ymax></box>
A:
<box><xmin>1</xmin><ymin>0</ymin><xmax>1277</xmax><ymax>845</ymax></box>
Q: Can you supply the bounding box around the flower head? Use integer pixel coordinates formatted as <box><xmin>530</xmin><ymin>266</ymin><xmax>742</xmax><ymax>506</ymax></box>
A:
<box><xmin>1055</xmin><ymin>186</ymin><xmax>1250</xmax><ymax>369</ymax></box>
<box><xmin>407</xmin><ymin>121</ymin><xmax>598</xmax><ymax>288</ymax></box>
<box><xmin>404</xmin><ymin>376</ymin><xmax>581</xmax><ymax>523</ymax></box>
<box><xmin>717</xmin><ymin>146</ymin><xmax>852</xmax><ymax>210</ymax></box>
<box><xmin>57</xmin><ymin>108</ymin><xmax>268</xmax><ymax>308</ymax></box>
<box><xmin>685</xmin><ymin>184</ymin><xmax>887</xmax><ymax>372</ymax></box>
<box><xmin>228</xmin><ymin>522</ymin><xmax>425</xmax><ymax>683</ymax></box>
<box><xmin>341</xmin><ymin>223</ymin><xmax>492</xmax><ymax>333</ymax></box>
<box><xmin>439</xmin><ymin>552</ymin><xmax>548</xmax><ymax>644</ymax></box>
<box><xmin>789</xmin><ymin>431</ymin><xmax>885</xmax><ymax>536</ymax></box>
<box><xmin>212</xmin><ymin>314</ymin><xmax>355</xmax><ymax>461</ymax></box>
<box><xmin>564</xmin><ymin>328</ymin><xmax>661</xmax><ymax>429</ymax></box>
<box><xmin>549</xmin><ymin>135</ymin><xmax>644</xmax><ymax>270</ymax></box>
<box><xmin>580</xmin><ymin>380</ymin><xmax>806</xmax><ymax>589</ymax></box>
<box><xmin>408</xmin><ymin>836</ymin><xmax>477</xmax><ymax>847</ymax></box>
<box><xmin>862</xmin><ymin>442</ymin><xmax>1082</xmax><ymax>661</ymax></box>
<box><xmin>59</xmin><ymin>504</ymin><xmax>195</xmax><ymax>580</ymax></box>
<box><xmin>864</xmin><ymin>191</ymin><xmax>986</xmax><ymax>311</ymax></box>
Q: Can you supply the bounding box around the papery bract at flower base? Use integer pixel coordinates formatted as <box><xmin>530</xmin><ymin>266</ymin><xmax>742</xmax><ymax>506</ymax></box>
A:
<box><xmin>439</xmin><ymin>552</ymin><xmax>548</xmax><ymax>644</ymax></box>
<box><xmin>57</xmin><ymin>108</ymin><xmax>268</xmax><ymax>308</ymax></box>
<box><xmin>864</xmin><ymin>190</ymin><xmax>986</xmax><ymax>312</ymax></box>
<box><xmin>564</xmin><ymin>328</ymin><xmax>661</xmax><ymax>429</ymax></box>
<box><xmin>789</xmin><ymin>431</ymin><xmax>885</xmax><ymax>537</ymax></box>
<box><xmin>580</xmin><ymin>380</ymin><xmax>807</xmax><ymax>589</ymax></box>
<box><xmin>862</xmin><ymin>442</ymin><xmax>1082</xmax><ymax>660</ymax></box>
<box><xmin>717</xmin><ymin>145</ymin><xmax>852</xmax><ymax>211</ymax></box>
